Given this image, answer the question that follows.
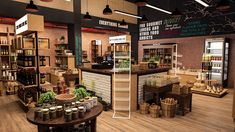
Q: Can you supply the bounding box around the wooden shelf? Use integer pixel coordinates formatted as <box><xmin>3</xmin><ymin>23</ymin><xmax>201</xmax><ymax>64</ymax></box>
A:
<box><xmin>115</xmin><ymin>106</ymin><xmax>129</xmax><ymax>111</ymax></box>
<box><xmin>115</xmin><ymin>87</ymin><xmax>129</xmax><ymax>92</ymax></box>
<box><xmin>17</xmin><ymin>81</ymin><xmax>37</xmax><ymax>88</ymax></box>
<box><xmin>115</xmin><ymin>79</ymin><xmax>130</xmax><ymax>83</ymax></box>
<box><xmin>18</xmin><ymin>66</ymin><xmax>36</xmax><ymax>69</ymax></box>
<box><xmin>0</xmin><ymin>44</ymin><xmax>10</xmax><ymax>46</ymax></box>
<box><xmin>115</xmin><ymin>97</ymin><xmax>129</xmax><ymax>102</ymax></box>
<box><xmin>55</xmin><ymin>55</ymin><xmax>75</xmax><ymax>58</ymax></box>
<box><xmin>191</xmin><ymin>88</ymin><xmax>228</xmax><ymax>98</ymax></box>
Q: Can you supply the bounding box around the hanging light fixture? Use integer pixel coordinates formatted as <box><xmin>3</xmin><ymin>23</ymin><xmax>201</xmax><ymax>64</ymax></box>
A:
<box><xmin>171</xmin><ymin>8</ymin><xmax>182</xmax><ymax>17</ymax></box>
<box><xmin>120</xmin><ymin>19</ymin><xmax>127</xmax><ymax>26</ymax></box>
<box><xmin>216</xmin><ymin>0</ymin><xmax>231</xmax><ymax>11</ymax></box>
<box><xmin>135</xmin><ymin>0</ymin><xmax>147</xmax><ymax>7</ymax></box>
<box><xmin>40</xmin><ymin>0</ymin><xmax>53</xmax><ymax>2</ymax></box>
<box><xmin>140</xmin><ymin>15</ymin><xmax>148</xmax><ymax>23</ymax></box>
<box><xmin>83</xmin><ymin>0</ymin><xmax>92</xmax><ymax>20</ymax></box>
<box><xmin>26</xmin><ymin>0</ymin><xmax>39</xmax><ymax>12</ymax></box>
<box><xmin>119</xmin><ymin>0</ymin><xmax>127</xmax><ymax>26</ymax></box>
<box><xmin>103</xmin><ymin>0</ymin><xmax>112</xmax><ymax>15</ymax></box>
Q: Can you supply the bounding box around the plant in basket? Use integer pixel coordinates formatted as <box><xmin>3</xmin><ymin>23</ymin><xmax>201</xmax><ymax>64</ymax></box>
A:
<box><xmin>38</xmin><ymin>91</ymin><xmax>57</xmax><ymax>104</ymax></box>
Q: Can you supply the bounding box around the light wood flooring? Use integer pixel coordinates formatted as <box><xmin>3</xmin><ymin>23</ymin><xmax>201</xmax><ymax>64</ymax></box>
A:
<box><xmin>0</xmin><ymin>91</ymin><xmax>234</xmax><ymax>132</ymax></box>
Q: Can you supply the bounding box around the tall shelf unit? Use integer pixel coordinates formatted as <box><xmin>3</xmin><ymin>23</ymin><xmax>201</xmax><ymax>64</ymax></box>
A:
<box><xmin>55</xmin><ymin>43</ymin><xmax>75</xmax><ymax>70</ymax></box>
<box><xmin>111</xmin><ymin>35</ymin><xmax>131</xmax><ymax>119</ymax></box>
<box><xmin>91</xmin><ymin>40</ymin><xmax>102</xmax><ymax>63</ymax></box>
<box><xmin>0</xmin><ymin>27</ymin><xmax>17</xmax><ymax>95</ymax></box>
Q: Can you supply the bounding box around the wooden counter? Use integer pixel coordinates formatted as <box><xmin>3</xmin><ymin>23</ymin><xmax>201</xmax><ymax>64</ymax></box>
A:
<box><xmin>79</xmin><ymin>67</ymin><xmax>169</xmax><ymax>111</ymax></box>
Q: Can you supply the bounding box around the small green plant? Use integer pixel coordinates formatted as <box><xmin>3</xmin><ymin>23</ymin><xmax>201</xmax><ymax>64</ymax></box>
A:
<box><xmin>38</xmin><ymin>91</ymin><xmax>56</xmax><ymax>104</ymax></box>
<box><xmin>73</xmin><ymin>87</ymin><xmax>90</xmax><ymax>100</ymax></box>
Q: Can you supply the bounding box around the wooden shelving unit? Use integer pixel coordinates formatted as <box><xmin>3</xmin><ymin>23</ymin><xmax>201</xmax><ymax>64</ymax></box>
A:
<box><xmin>111</xmin><ymin>35</ymin><xmax>131</xmax><ymax>119</ymax></box>
<box><xmin>55</xmin><ymin>43</ymin><xmax>75</xmax><ymax>70</ymax></box>
<box><xmin>0</xmin><ymin>27</ymin><xmax>17</xmax><ymax>95</ymax></box>
<box><xmin>91</xmin><ymin>40</ymin><xmax>102</xmax><ymax>63</ymax></box>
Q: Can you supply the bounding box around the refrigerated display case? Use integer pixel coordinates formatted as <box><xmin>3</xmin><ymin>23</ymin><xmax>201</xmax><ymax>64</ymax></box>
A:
<box><xmin>202</xmin><ymin>38</ymin><xmax>229</xmax><ymax>87</ymax></box>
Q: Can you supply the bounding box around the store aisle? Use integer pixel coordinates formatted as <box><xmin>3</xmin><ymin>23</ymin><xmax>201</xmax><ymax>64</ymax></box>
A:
<box><xmin>0</xmin><ymin>91</ymin><xmax>234</xmax><ymax>132</ymax></box>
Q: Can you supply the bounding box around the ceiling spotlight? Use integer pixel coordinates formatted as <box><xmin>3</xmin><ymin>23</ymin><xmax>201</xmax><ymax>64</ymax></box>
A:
<box><xmin>83</xmin><ymin>12</ymin><xmax>92</xmax><ymax>20</ymax></box>
<box><xmin>103</xmin><ymin>5</ymin><xmax>112</xmax><ymax>15</ymax></box>
<box><xmin>114</xmin><ymin>10</ymin><xmax>142</xmax><ymax>19</ymax></box>
<box><xmin>145</xmin><ymin>4</ymin><xmax>172</xmax><ymax>14</ymax></box>
<box><xmin>171</xmin><ymin>8</ymin><xmax>182</xmax><ymax>17</ymax></box>
<box><xmin>216</xmin><ymin>0</ymin><xmax>231</xmax><ymax>11</ymax></box>
<box><xmin>194</xmin><ymin>0</ymin><xmax>209</xmax><ymax>7</ymax></box>
<box><xmin>120</xmin><ymin>19</ymin><xmax>127</xmax><ymax>26</ymax></box>
<box><xmin>26</xmin><ymin>0</ymin><xmax>39</xmax><ymax>12</ymax></box>
<box><xmin>40</xmin><ymin>0</ymin><xmax>53</xmax><ymax>2</ymax></box>
<box><xmin>140</xmin><ymin>15</ymin><xmax>148</xmax><ymax>23</ymax></box>
<box><xmin>135</xmin><ymin>0</ymin><xmax>147</xmax><ymax>7</ymax></box>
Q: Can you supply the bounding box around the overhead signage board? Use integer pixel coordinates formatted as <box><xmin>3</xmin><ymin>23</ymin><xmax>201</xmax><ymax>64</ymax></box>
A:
<box><xmin>15</xmin><ymin>14</ymin><xmax>44</xmax><ymax>35</ymax></box>
<box><xmin>109</xmin><ymin>35</ymin><xmax>131</xmax><ymax>44</ymax></box>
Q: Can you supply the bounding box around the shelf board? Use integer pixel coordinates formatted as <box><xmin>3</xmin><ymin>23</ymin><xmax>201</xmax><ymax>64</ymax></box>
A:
<box><xmin>212</xmin><ymin>73</ymin><xmax>221</xmax><ymax>76</ymax></box>
<box><xmin>18</xmin><ymin>66</ymin><xmax>36</xmax><ymax>69</ymax></box>
<box><xmin>211</xmin><ymin>60</ymin><xmax>222</xmax><ymax>63</ymax></box>
<box><xmin>0</xmin><ymin>44</ymin><xmax>10</xmax><ymax>46</ymax></box>
<box><xmin>115</xmin><ymin>88</ymin><xmax>129</xmax><ymax>92</ymax></box>
<box><xmin>1</xmin><ymin>68</ymin><xmax>11</xmax><ymax>70</ymax></box>
<box><xmin>17</xmin><ymin>81</ymin><xmax>37</xmax><ymax>88</ymax></box>
<box><xmin>114</xmin><ymin>56</ymin><xmax>130</xmax><ymax>59</ymax></box>
<box><xmin>212</xmin><ymin>67</ymin><xmax>222</xmax><ymax>69</ymax></box>
<box><xmin>114</xmin><ymin>68</ymin><xmax>130</xmax><ymax>72</ymax></box>
<box><xmin>115</xmin><ymin>79</ymin><xmax>130</xmax><ymax>82</ymax></box>
<box><xmin>115</xmin><ymin>97</ymin><xmax>129</xmax><ymax>102</ymax></box>
<box><xmin>191</xmin><ymin>88</ymin><xmax>228</xmax><ymax>98</ymax></box>
<box><xmin>114</xmin><ymin>106</ymin><xmax>129</xmax><ymax>111</ymax></box>
<box><xmin>55</xmin><ymin>55</ymin><xmax>75</xmax><ymax>58</ymax></box>
<box><xmin>19</xmin><ymin>48</ymin><xmax>35</xmax><ymax>50</ymax></box>
<box><xmin>1</xmin><ymin>55</ymin><xmax>10</xmax><ymax>56</ymax></box>
<box><xmin>55</xmin><ymin>43</ymin><xmax>68</xmax><ymax>45</ymax></box>
<box><xmin>206</xmin><ymin>48</ymin><xmax>222</xmax><ymax>50</ymax></box>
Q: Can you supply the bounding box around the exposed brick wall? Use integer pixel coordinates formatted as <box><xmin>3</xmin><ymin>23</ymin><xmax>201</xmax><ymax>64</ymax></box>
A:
<box><xmin>139</xmin><ymin>34</ymin><xmax>235</xmax><ymax>88</ymax></box>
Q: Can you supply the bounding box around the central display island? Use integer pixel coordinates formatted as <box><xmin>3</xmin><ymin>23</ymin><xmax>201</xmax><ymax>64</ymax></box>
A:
<box><xmin>79</xmin><ymin>67</ymin><xmax>169</xmax><ymax>111</ymax></box>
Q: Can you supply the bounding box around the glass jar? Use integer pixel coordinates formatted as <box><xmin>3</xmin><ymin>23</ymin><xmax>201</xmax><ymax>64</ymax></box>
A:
<box><xmin>49</xmin><ymin>107</ymin><xmax>57</xmax><ymax>119</ymax></box>
<box><xmin>78</xmin><ymin>106</ymin><xmax>85</xmax><ymax>118</ymax></box>
<box><xmin>64</xmin><ymin>109</ymin><xmax>72</xmax><ymax>122</ymax></box>
<box><xmin>72</xmin><ymin>108</ymin><xmax>78</xmax><ymax>120</ymax></box>
<box><xmin>56</xmin><ymin>106</ymin><xmax>63</xmax><ymax>117</ymax></box>
<box><xmin>42</xmin><ymin>109</ymin><xmax>50</xmax><ymax>121</ymax></box>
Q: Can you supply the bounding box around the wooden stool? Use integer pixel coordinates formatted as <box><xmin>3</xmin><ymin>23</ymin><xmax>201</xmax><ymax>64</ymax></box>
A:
<box><xmin>165</xmin><ymin>92</ymin><xmax>192</xmax><ymax>116</ymax></box>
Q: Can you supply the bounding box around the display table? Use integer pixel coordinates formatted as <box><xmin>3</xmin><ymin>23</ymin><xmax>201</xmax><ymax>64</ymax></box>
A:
<box><xmin>165</xmin><ymin>92</ymin><xmax>192</xmax><ymax>116</ymax></box>
<box><xmin>143</xmin><ymin>82</ymin><xmax>179</xmax><ymax>105</ymax></box>
<box><xmin>26</xmin><ymin>103</ymin><xmax>103</xmax><ymax>132</ymax></box>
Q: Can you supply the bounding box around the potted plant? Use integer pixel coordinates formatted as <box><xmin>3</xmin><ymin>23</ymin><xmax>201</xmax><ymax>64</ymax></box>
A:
<box><xmin>148</xmin><ymin>57</ymin><xmax>158</xmax><ymax>69</ymax></box>
<box><xmin>38</xmin><ymin>91</ymin><xmax>56</xmax><ymax>104</ymax></box>
<box><xmin>60</xmin><ymin>36</ymin><xmax>65</xmax><ymax>44</ymax></box>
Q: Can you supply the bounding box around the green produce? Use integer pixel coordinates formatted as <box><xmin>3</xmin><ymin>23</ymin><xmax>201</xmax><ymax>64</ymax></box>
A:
<box><xmin>73</xmin><ymin>87</ymin><xmax>90</xmax><ymax>100</ymax></box>
<box><xmin>39</xmin><ymin>91</ymin><xmax>56</xmax><ymax>104</ymax></box>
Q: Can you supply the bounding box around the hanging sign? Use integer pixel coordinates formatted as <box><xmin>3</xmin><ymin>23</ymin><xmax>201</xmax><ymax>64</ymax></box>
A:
<box><xmin>15</xmin><ymin>14</ymin><xmax>44</xmax><ymax>35</ymax></box>
<box><xmin>99</xmin><ymin>20</ymin><xmax>128</xmax><ymax>29</ymax></box>
<box><xmin>109</xmin><ymin>35</ymin><xmax>131</xmax><ymax>43</ymax></box>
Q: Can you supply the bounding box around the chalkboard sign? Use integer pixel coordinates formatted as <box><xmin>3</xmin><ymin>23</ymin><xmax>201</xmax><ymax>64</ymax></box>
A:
<box><xmin>139</xmin><ymin>1</ymin><xmax>235</xmax><ymax>40</ymax></box>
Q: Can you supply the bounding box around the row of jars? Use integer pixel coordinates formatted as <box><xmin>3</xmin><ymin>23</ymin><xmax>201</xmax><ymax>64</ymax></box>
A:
<box><xmin>34</xmin><ymin>96</ymin><xmax>98</xmax><ymax>122</ymax></box>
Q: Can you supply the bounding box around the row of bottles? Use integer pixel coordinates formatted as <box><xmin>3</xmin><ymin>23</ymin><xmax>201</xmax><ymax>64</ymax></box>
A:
<box><xmin>1</xmin><ymin>48</ymin><xmax>9</xmax><ymax>55</ymax></box>
<box><xmin>17</xmin><ymin>56</ymin><xmax>35</xmax><ymax>67</ymax></box>
<box><xmin>2</xmin><ymin>63</ymin><xmax>10</xmax><ymax>69</ymax></box>
<box><xmin>40</xmin><ymin>56</ymin><xmax>46</xmax><ymax>66</ymax></box>
<box><xmin>2</xmin><ymin>71</ymin><xmax>17</xmax><ymax>80</ymax></box>
<box><xmin>17</xmin><ymin>68</ymin><xmax>36</xmax><ymax>86</ymax></box>
<box><xmin>0</xmin><ymin>38</ymin><xmax>8</xmax><ymax>45</ymax></box>
<box><xmin>212</xmin><ymin>63</ymin><xmax>222</xmax><ymax>68</ymax></box>
<box><xmin>202</xmin><ymin>54</ymin><xmax>223</xmax><ymax>61</ymax></box>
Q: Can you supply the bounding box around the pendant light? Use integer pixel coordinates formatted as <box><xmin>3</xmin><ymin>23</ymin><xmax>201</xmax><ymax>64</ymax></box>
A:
<box><xmin>216</xmin><ymin>0</ymin><xmax>231</xmax><ymax>11</ymax></box>
<box><xmin>83</xmin><ymin>0</ymin><xmax>92</xmax><ymax>20</ymax></box>
<box><xmin>119</xmin><ymin>0</ymin><xmax>127</xmax><ymax>26</ymax></box>
<box><xmin>135</xmin><ymin>0</ymin><xmax>147</xmax><ymax>7</ymax></box>
<box><xmin>120</xmin><ymin>19</ymin><xmax>127</xmax><ymax>26</ymax></box>
<box><xmin>171</xmin><ymin>8</ymin><xmax>182</xmax><ymax>17</ymax></box>
<box><xmin>103</xmin><ymin>0</ymin><xmax>112</xmax><ymax>15</ymax></box>
<box><xmin>26</xmin><ymin>0</ymin><xmax>39</xmax><ymax>12</ymax></box>
<box><xmin>40</xmin><ymin>0</ymin><xmax>53</xmax><ymax>2</ymax></box>
<box><xmin>140</xmin><ymin>15</ymin><xmax>148</xmax><ymax>23</ymax></box>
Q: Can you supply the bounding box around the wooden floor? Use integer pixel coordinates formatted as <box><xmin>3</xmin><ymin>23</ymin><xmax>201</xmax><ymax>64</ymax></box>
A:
<box><xmin>0</xmin><ymin>91</ymin><xmax>234</xmax><ymax>132</ymax></box>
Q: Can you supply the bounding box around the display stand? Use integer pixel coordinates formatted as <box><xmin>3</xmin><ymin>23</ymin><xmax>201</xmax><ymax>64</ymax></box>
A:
<box><xmin>15</xmin><ymin>14</ymin><xmax>44</xmax><ymax>110</ymax></box>
<box><xmin>110</xmin><ymin>35</ymin><xmax>131</xmax><ymax>119</ymax></box>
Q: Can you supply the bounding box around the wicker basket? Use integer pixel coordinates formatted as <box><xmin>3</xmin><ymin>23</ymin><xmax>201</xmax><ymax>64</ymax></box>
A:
<box><xmin>161</xmin><ymin>98</ymin><xmax>177</xmax><ymax>118</ymax></box>
<box><xmin>149</xmin><ymin>104</ymin><xmax>160</xmax><ymax>118</ymax></box>
<box><xmin>139</xmin><ymin>102</ymin><xmax>150</xmax><ymax>114</ymax></box>
<box><xmin>55</xmin><ymin>94</ymin><xmax>76</xmax><ymax>105</ymax></box>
